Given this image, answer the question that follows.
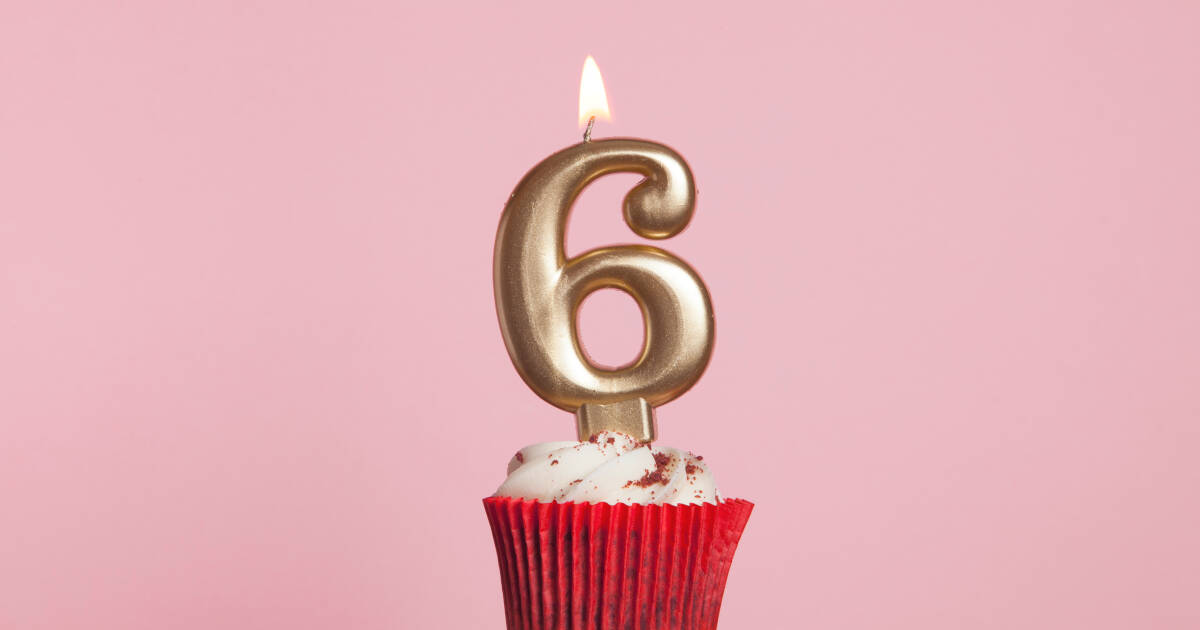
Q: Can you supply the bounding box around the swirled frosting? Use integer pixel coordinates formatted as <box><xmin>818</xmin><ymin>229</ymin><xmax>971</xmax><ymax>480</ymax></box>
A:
<box><xmin>494</xmin><ymin>431</ymin><xmax>721</xmax><ymax>505</ymax></box>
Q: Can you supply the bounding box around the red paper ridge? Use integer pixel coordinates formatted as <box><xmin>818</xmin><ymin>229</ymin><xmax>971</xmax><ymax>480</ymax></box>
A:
<box><xmin>483</xmin><ymin>497</ymin><xmax>753</xmax><ymax>630</ymax></box>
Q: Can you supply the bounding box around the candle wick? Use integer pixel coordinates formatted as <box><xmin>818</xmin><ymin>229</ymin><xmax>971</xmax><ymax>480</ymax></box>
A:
<box><xmin>583</xmin><ymin>116</ymin><xmax>596</xmax><ymax>143</ymax></box>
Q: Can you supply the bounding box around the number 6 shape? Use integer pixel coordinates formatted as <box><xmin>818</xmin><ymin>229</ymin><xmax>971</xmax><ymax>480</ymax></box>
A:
<box><xmin>494</xmin><ymin>138</ymin><xmax>714</xmax><ymax>442</ymax></box>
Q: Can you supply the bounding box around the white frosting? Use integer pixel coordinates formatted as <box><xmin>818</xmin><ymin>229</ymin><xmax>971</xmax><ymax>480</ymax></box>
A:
<box><xmin>494</xmin><ymin>431</ymin><xmax>721</xmax><ymax>505</ymax></box>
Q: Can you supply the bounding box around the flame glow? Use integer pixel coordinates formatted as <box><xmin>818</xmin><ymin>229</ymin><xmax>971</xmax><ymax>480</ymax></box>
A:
<box><xmin>579</xmin><ymin>55</ymin><xmax>611</xmax><ymax>127</ymax></box>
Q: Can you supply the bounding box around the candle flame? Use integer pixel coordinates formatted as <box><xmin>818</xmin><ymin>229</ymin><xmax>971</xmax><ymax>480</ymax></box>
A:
<box><xmin>579</xmin><ymin>55</ymin><xmax>611</xmax><ymax>127</ymax></box>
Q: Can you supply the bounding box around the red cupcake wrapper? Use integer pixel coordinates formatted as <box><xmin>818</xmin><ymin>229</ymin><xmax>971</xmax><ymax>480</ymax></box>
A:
<box><xmin>483</xmin><ymin>497</ymin><xmax>753</xmax><ymax>630</ymax></box>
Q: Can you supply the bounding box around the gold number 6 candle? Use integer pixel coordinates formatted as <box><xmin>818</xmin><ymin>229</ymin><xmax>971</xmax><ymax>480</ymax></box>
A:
<box><xmin>494</xmin><ymin>138</ymin><xmax>714</xmax><ymax>443</ymax></box>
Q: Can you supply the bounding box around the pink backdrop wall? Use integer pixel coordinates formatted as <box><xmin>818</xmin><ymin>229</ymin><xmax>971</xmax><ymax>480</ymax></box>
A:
<box><xmin>2</xmin><ymin>1</ymin><xmax>1198</xmax><ymax>628</ymax></box>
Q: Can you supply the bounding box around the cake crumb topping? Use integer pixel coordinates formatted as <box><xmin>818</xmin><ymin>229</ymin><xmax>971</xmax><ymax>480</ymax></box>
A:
<box><xmin>625</xmin><ymin>451</ymin><xmax>673</xmax><ymax>488</ymax></box>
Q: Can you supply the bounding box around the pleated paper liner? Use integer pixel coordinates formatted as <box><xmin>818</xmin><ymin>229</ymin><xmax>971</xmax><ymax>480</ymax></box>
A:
<box><xmin>483</xmin><ymin>497</ymin><xmax>753</xmax><ymax>630</ymax></box>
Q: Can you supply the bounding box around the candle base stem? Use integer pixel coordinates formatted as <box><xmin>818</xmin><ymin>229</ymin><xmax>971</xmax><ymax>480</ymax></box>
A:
<box><xmin>575</xmin><ymin>398</ymin><xmax>656</xmax><ymax>443</ymax></box>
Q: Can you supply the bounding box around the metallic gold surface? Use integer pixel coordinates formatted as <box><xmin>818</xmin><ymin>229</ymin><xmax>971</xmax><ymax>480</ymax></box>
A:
<box><xmin>494</xmin><ymin>138</ymin><xmax>714</xmax><ymax>442</ymax></box>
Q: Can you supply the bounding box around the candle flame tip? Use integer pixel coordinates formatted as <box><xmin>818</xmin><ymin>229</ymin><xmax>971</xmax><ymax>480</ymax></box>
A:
<box><xmin>579</xmin><ymin>55</ymin><xmax>611</xmax><ymax>127</ymax></box>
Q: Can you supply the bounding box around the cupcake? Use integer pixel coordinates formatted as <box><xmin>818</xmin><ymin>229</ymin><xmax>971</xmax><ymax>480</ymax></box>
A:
<box><xmin>484</xmin><ymin>431</ymin><xmax>752</xmax><ymax>630</ymax></box>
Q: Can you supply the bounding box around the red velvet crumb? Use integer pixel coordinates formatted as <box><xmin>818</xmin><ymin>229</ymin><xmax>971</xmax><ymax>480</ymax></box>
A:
<box><xmin>625</xmin><ymin>452</ymin><xmax>672</xmax><ymax>488</ymax></box>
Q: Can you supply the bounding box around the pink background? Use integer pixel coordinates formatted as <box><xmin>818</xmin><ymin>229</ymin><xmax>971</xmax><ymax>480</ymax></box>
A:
<box><xmin>2</xmin><ymin>1</ymin><xmax>1198</xmax><ymax>628</ymax></box>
